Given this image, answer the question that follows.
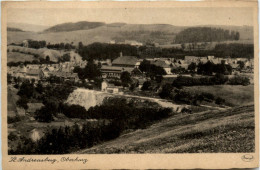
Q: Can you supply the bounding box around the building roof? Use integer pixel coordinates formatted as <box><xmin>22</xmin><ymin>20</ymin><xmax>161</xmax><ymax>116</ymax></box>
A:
<box><xmin>50</xmin><ymin>71</ymin><xmax>78</xmax><ymax>78</ymax></box>
<box><xmin>231</xmin><ymin>64</ymin><xmax>239</xmax><ymax>69</ymax></box>
<box><xmin>27</xmin><ymin>103</ymin><xmax>44</xmax><ymax>113</ymax></box>
<box><xmin>151</xmin><ymin>60</ymin><xmax>171</xmax><ymax>68</ymax></box>
<box><xmin>112</xmin><ymin>56</ymin><xmax>138</xmax><ymax>66</ymax></box>
<box><xmin>185</xmin><ymin>56</ymin><xmax>198</xmax><ymax>60</ymax></box>
<box><xmin>101</xmin><ymin>66</ymin><xmax>134</xmax><ymax>73</ymax></box>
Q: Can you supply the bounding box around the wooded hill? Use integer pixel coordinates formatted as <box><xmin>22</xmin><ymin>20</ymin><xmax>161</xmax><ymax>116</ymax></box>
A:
<box><xmin>175</xmin><ymin>27</ymin><xmax>240</xmax><ymax>43</ymax></box>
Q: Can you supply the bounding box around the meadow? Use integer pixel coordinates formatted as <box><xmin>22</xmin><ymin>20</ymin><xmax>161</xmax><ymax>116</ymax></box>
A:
<box><xmin>7</xmin><ymin>52</ymin><xmax>36</xmax><ymax>62</ymax></box>
<box><xmin>184</xmin><ymin>85</ymin><xmax>254</xmax><ymax>106</ymax></box>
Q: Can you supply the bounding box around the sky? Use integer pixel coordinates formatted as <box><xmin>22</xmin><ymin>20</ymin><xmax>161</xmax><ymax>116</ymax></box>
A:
<box><xmin>7</xmin><ymin>7</ymin><xmax>253</xmax><ymax>27</ymax></box>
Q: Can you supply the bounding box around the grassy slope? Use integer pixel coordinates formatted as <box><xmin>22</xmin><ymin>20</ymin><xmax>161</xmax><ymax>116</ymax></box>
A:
<box><xmin>7</xmin><ymin>24</ymin><xmax>253</xmax><ymax>45</ymax></box>
<box><xmin>77</xmin><ymin>105</ymin><xmax>254</xmax><ymax>153</ymax></box>
<box><xmin>184</xmin><ymin>85</ymin><xmax>254</xmax><ymax>107</ymax></box>
<box><xmin>7</xmin><ymin>52</ymin><xmax>36</xmax><ymax>62</ymax></box>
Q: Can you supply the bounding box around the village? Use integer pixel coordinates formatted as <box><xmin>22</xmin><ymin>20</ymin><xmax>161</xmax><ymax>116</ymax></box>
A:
<box><xmin>7</xmin><ymin>40</ymin><xmax>254</xmax><ymax>94</ymax></box>
<box><xmin>7</xmin><ymin>38</ymin><xmax>255</xmax><ymax>155</ymax></box>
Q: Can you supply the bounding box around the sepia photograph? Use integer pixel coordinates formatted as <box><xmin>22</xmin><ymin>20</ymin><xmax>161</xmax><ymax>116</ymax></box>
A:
<box><xmin>1</xmin><ymin>1</ymin><xmax>259</xmax><ymax>169</ymax></box>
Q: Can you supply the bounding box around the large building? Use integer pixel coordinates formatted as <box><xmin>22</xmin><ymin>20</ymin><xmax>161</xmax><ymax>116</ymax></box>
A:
<box><xmin>100</xmin><ymin>53</ymin><xmax>142</xmax><ymax>78</ymax></box>
<box><xmin>112</xmin><ymin>53</ymin><xmax>139</xmax><ymax>68</ymax></box>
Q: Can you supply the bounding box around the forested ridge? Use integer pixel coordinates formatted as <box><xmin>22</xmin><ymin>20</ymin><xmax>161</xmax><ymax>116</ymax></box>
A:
<box><xmin>175</xmin><ymin>27</ymin><xmax>240</xmax><ymax>43</ymax></box>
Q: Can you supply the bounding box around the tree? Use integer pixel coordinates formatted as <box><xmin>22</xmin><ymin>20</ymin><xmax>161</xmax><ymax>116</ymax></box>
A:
<box><xmin>139</xmin><ymin>59</ymin><xmax>151</xmax><ymax>73</ymax></box>
<box><xmin>7</xmin><ymin>74</ymin><xmax>12</xmax><ymax>84</ymax></box>
<box><xmin>235</xmin><ymin>32</ymin><xmax>240</xmax><ymax>40</ymax></box>
<box><xmin>141</xmin><ymin>81</ymin><xmax>152</xmax><ymax>91</ymax></box>
<box><xmin>181</xmin><ymin>43</ymin><xmax>185</xmax><ymax>50</ymax></box>
<box><xmin>17</xmin><ymin>81</ymin><xmax>34</xmax><ymax>99</ymax></box>
<box><xmin>78</xmin><ymin>42</ymin><xmax>83</xmax><ymax>50</ymax></box>
<box><xmin>16</xmin><ymin>97</ymin><xmax>29</xmax><ymax>110</ymax></box>
<box><xmin>60</xmin><ymin>54</ymin><xmax>71</xmax><ymax>62</ymax></box>
<box><xmin>215</xmin><ymin>97</ymin><xmax>225</xmax><ymax>105</ymax></box>
<box><xmin>46</xmin><ymin>56</ymin><xmax>50</xmax><ymax>63</ymax></box>
<box><xmin>35</xmin><ymin>82</ymin><xmax>43</xmax><ymax>94</ymax></box>
<box><xmin>159</xmin><ymin>83</ymin><xmax>173</xmax><ymax>99</ymax></box>
<box><xmin>120</xmin><ymin>71</ymin><xmax>132</xmax><ymax>87</ymax></box>
<box><xmin>188</xmin><ymin>62</ymin><xmax>196</xmax><ymax>72</ymax></box>
<box><xmin>84</xmin><ymin>60</ymin><xmax>101</xmax><ymax>80</ymax></box>
<box><xmin>35</xmin><ymin>107</ymin><xmax>54</xmax><ymax>122</ymax></box>
<box><xmin>237</xmin><ymin>61</ymin><xmax>245</xmax><ymax>70</ymax></box>
<box><xmin>73</xmin><ymin>66</ymin><xmax>85</xmax><ymax>80</ymax></box>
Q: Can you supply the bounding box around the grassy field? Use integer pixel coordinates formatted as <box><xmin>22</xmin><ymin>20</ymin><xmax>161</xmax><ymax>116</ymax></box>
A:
<box><xmin>7</xmin><ymin>52</ymin><xmax>36</xmax><ymax>62</ymax></box>
<box><xmin>184</xmin><ymin>85</ymin><xmax>254</xmax><ymax>107</ymax></box>
<box><xmin>76</xmin><ymin>105</ymin><xmax>254</xmax><ymax>153</ymax></box>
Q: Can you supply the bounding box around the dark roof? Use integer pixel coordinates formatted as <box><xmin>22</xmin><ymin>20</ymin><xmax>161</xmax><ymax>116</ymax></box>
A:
<box><xmin>112</xmin><ymin>56</ymin><xmax>138</xmax><ymax>66</ymax></box>
<box><xmin>151</xmin><ymin>60</ymin><xmax>170</xmax><ymax>68</ymax></box>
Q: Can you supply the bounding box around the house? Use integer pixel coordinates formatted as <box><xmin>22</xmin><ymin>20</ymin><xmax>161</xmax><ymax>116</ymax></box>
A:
<box><xmin>185</xmin><ymin>56</ymin><xmax>200</xmax><ymax>64</ymax></box>
<box><xmin>207</xmin><ymin>56</ymin><xmax>215</xmax><ymax>60</ymax></box>
<box><xmin>151</xmin><ymin>60</ymin><xmax>172</xmax><ymax>74</ymax></box>
<box><xmin>27</xmin><ymin>103</ymin><xmax>44</xmax><ymax>114</ymax></box>
<box><xmin>49</xmin><ymin>71</ymin><xmax>79</xmax><ymax>82</ymax></box>
<box><xmin>41</xmin><ymin>66</ymin><xmax>55</xmax><ymax>78</ymax></box>
<box><xmin>101</xmin><ymin>53</ymin><xmax>139</xmax><ymax>78</ymax></box>
<box><xmin>22</xmin><ymin>39</ymin><xmax>31</xmax><ymax>47</ymax></box>
<box><xmin>230</xmin><ymin>63</ymin><xmax>240</xmax><ymax>71</ymax></box>
<box><xmin>26</xmin><ymin>69</ymin><xmax>44</xmax><ymax>81</ymax></box>
<box><xmin>131</xmin><ymin>68</ymin><xmax>144</xmax><ymax>78</ymax></box>
<box><xmin>101</xmin><ymin>80</ymin><xmax>123</xmax><ymax>94</ymax></box>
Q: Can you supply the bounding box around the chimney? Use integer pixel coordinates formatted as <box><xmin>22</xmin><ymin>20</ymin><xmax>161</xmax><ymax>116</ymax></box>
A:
<box><xmin>120</xmin><ymin>52</ymin><xmax>123</xmax><ymax>57</ymax></box>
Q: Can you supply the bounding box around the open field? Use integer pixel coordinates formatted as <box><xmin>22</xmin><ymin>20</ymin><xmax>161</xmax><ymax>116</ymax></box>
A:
<box><xmin>76</xmin><ymin>105</ymin><xmax>254</xmax><ymax>153</ymax></box>
<box><xmin>184</xmin><ymin>85</ymin><xmax>254</xmax><ymax>107</ymax></box>
<box><xmin>7</xmin><ymin>52</ymin><xmax>36</xmax><ymax>62</ymax></box>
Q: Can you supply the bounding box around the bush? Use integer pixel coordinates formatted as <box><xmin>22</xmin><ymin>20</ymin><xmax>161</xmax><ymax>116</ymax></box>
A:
<box><xmin>141</xmin><ymin>81</ymin><xmax>152</xmax><ymax>91</ymax></box>
<box><xmin>200</xmin><ymin>92</ymin><xmax>215</xmax><ymax>102</ymax></box>
<box><xmin>8</xmin><ymin>132</ymin><xmax>18</xmax><ymax>141</ymax></box>
<box><xmin>60</xmin><ymin>104</ymin><xmax>88</xmax><ymax>119</ymax></box>
<box><xmin>215</xmin><ymin>97</ymin><xmax>226</xmax><ymax>105</ymax></box>
<box><xmin>228</xmin><ymin>76</ymin><xmax>250</xmax><ymax>86</ymax></box>
<box><xmin>181</xmin><ymin>107</ymin><xmax>192</xmax><ymax>114</ymax></box>
<box><xmin>35</xmin><ymin>107</ymin><xmax>54</xmax><ymax>123</ymax></box>
<box><xmin>8</xmin><ymin>116</ymin><xmax>21</xmax><ymax>124</ymax></box>
<box><xmin>173</xmin><ymin>90</ymin><xmax>194</xmax><ymax>105</ymax></box>
<box><xmin>16</xmin><ymin>97</ymin><xmax>29</xmax><ymax>110</ymax></box>
<box><xmin>159</xmin><ymin>83</ymin><xmax>173</xmax><ymax>99</ymax></box>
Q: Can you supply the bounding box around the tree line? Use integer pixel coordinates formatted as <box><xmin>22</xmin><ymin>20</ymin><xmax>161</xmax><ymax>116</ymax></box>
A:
<box><xmin>9</xmin><ymin>98</ymin><xmax>172</xmax><ymax>154</ymax></box>
<box><xmin>175</xmin><ymin>27</ymin><xmax>240</xmax><ymax>43</ymax></box>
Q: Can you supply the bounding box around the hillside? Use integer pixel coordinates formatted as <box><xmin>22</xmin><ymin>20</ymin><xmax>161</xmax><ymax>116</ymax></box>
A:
<box><xmin>7</xmin><ymin>27</ymin><xmax>24</xmax><ymax>32</ymax></box>
<box><xmin>7</xmin><ymin>22</ymin><xmax>49</xmax><ymax>32</ymax></box>
<box><xmin>7</xmin><ymin>22</ymin><xmax>254</xmax><ymax>46</ymax></box>
<box><xmin>43</xmin><ymin>21</ymin><xmax>106</xmax><ymax>33</ymax></box>
<box><xmin>77</xmin><ymin>105</ymin><xmax>254</xmax><ymax>153</ymax></box>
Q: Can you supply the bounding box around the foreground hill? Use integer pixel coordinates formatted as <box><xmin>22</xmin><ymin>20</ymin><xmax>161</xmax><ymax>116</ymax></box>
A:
<box><xmin>7</xmin><ymin>21</ymin><xmax>253</xmax><ymax>46</ymax></box>
<box><xmin>76</xmin><ymin>105</ymin><xmax>254</xmax><ymax>153</ymax></box>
